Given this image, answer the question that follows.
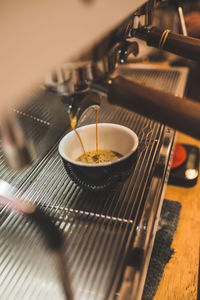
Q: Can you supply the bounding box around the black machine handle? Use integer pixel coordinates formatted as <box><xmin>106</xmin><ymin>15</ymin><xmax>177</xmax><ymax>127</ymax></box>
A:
<box><xmin>107</xmin><ymin>75</ymin><xmax>200</xmax><ymax>140</ymax></box>
<box><xmin>135</xmin><ymin>26</ymin><xmax>200</xmax><ymax>61</ymax></box>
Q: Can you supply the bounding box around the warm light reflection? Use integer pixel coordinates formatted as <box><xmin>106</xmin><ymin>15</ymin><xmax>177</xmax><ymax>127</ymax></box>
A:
<box><xmin>185</xmin><ymin>169</ymin><xmax>198</xmax><ymax>180</ymax></box>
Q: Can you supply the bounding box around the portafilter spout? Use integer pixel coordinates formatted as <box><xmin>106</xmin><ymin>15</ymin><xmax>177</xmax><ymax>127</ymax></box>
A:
<box><xmin>44</xmin><ymin>62</ymin><xmax>101</xmax><ymax>125</ymax></box>
<box><xmin>61</xmin><ymin>90</ymin><xmax>101</xmax><ymax>126</ymax></box>
<box><xmin>44</xmin><ymin>40</ymin><xmax>139</xmax><ymax>125</ymax></box>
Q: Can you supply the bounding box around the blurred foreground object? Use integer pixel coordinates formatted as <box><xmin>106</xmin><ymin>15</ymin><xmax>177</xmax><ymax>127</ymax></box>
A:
<box><xmin>0</xmin><ymin>0</ymin><xmax>147</xmax><ymax>114</ymax></box>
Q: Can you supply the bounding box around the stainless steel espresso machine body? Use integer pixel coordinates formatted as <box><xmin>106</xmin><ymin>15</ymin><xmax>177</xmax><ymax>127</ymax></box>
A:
<box><xmin>0</xmin><ymin>1</ymin><xmax>198</xmax><ymax>299</ymax></box>
<box><xmin>0</xmin><ymin>65</ymin><xmax>188</xmax><ymax>300</ymax></box>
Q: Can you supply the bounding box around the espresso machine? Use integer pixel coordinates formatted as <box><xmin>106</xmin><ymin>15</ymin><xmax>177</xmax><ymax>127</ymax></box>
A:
<box><xmin>0</xmin><ymin>1</ymin><xmax>200</xmax><ymax>299</ymax></box>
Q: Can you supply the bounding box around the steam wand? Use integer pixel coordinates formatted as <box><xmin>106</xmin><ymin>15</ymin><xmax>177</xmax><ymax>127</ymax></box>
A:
<box><xmin>174</xmin><ymin>0</ymin><xmax>188</xmax><ymax>36</ymax></box>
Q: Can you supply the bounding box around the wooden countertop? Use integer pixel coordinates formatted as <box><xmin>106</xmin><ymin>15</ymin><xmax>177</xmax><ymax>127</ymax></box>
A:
<box><xmin>154</xmin><ymin>132</ymin><xmax>200</xmax><ymax>300</ymax></box>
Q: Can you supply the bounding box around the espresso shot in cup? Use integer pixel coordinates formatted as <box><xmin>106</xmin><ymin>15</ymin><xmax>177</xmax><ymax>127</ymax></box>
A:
<box><xmin>58</xmin><ymin>123</ymin><xmax>139</xmax><ymax>192</ymax></box>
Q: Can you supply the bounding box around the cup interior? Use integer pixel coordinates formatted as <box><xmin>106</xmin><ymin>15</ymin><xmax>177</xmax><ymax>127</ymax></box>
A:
<box><xmin>59</xmin><ymin>123</ymin><xmax>138</xmax><ymax>166</ymax></box>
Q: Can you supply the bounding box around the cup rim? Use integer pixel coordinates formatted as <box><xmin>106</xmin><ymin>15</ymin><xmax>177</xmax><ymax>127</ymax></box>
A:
<box><xmin>58</xmin><ymin>123</ymin><xmax>139</xmax><ymax>167</ymax></box>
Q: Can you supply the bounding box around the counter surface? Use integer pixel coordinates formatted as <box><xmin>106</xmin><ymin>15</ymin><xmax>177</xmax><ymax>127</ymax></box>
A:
<box><xmin>154</xmin><ymin>132</ymin><xmax>200</xmax><ymax>300</ymax></box>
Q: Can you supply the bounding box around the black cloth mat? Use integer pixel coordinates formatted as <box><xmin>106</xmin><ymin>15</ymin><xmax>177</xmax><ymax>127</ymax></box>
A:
<box><xmin>142</xmin><ymin>199</ymin><xmax>181</xmax><ymax>300</ymax></box>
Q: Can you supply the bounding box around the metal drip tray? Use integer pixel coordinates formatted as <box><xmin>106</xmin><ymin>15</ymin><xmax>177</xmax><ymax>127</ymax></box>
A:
<box><xmin>0</xmin><ymin>65</ymin><xmax>188</xmax><ymax>300</ymax></box>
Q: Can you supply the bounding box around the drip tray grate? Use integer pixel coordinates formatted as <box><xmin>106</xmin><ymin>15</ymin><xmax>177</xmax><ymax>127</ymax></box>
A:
<box><xmin>0</xmin><ymin>65</ymin><xmax>188</xmax><ymax>299</ymax></box>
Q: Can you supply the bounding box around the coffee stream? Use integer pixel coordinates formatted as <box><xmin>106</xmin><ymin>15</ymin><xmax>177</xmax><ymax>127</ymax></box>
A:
<box><xmin>69</xmin><ymin>109</ymin><xmax>122</xmax><ymax>164</ymax></box>
<box><xmin>96</xmin><ymin>108</ymin><xmax>98</xmax><ymax>153</ymax></box>
<box><xmin>69</xmin><ymin>114</ymin><xmax>86</xmax><ymax>155</ymax></box>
